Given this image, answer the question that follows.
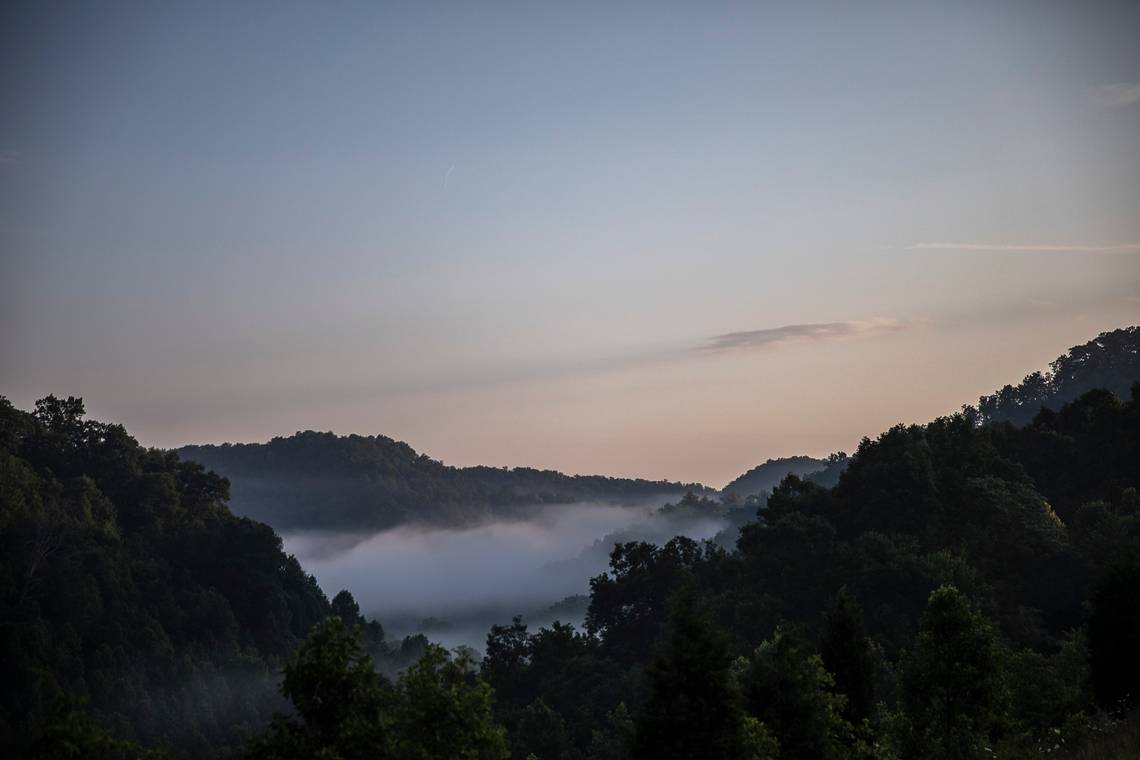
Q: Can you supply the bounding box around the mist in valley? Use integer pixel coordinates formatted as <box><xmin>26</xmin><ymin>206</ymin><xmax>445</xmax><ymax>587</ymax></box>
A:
<box><xmin>284</xmin><ymin>500</ymin><xmax>733</xmax><ymax>651</ymax></box>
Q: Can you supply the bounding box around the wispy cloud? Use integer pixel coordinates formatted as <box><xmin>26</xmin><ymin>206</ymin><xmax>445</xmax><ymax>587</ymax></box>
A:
<box><xmin>905</xmin><ymin>242</ymin><xmax>1140</xmax><ymax>253</ymax></box>
<box><xmin>0</xmin><ymin>150</ymin><xmax>21</xmax><ymax>165</ymax></box>
<box><xmin>698</xmin><ymin>318</ymin><xmax>906</xmax><ymax>354</ymax></box>
<box><xmin>1089</xmin><ymin>82</ymin><xmax>1140</xmax><ymax>109</ymax></box>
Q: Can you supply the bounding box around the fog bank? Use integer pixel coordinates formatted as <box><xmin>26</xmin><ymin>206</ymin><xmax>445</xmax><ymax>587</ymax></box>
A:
<box><xmin>284</xmin><ymin>502</ymin><xmax>729</xmax><ymax>649</ymax></box>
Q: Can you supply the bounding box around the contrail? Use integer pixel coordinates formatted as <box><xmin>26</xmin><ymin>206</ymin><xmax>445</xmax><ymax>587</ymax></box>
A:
<box><xmin>443</xmin><ymin>164</ymin><xmax>455</xmax><ymax>191</ymax></box>
<box><xmin>905</xmin><ymin>242</ymin><xmax>1140</xmax><ymax>253</ymax></box>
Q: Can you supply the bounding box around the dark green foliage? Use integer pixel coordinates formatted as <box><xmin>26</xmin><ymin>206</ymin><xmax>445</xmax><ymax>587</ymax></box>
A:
<box><xmin>584</xmin><ymin>703</ymin><xmax>634</xmax><ymax>760</ymax></box>
<box><xmin>0</xmin><ymin>396</ymin><xmax>331</xmax><ymax>757</ymax></box>
<box><xmin>512</xmin><ymin>698</ymin><xmax>572</xmax><ymax>760</ymax></box>
<box><xmin>820</xmin><ymin>588</ymin><xmax>876</xmax><ymax>726</ymax></box>
<box><xmin>482</xmin><ymin>617</ymin><xmax>623</xmax><ymax>755</ymax></box>
<box><xmin>178</xmin><ymin>433</ymin><xmax>709</xmax><ymax>532</ymax></box>
<box><xmin>387</xmin><ymin>645</ymin><xmax>508</xmax><ymax>760</ymax></box>
<box><xmin>586</xmin><ymin>537</ymin><xmax>710</xmax><ymax>666</ymax></box>
<box><xmin>247</xmin><ymin>618</ymin><xmax>390</xmax><ymax>759</ymax></box>
<box><xmin>7</xmin><ymin>328</ymin><xmax>1140</xmax><ymax>758</ymax></box>
<box><xmin>27</xmin><ymin>698</ymin><xmax>162</xmax><ymax>760</ymax></box>
<box><xmin>967</xmin><ymin>326</ymin><xmax>1140</xmax><ymax>426</ymax></box>
<box><xmin>897</xmin><ymin>586</ymin><xmax>1007</xmax><ymax>759</ymax></box>
<box><xmin>740</xmin><ymin>626</ymin><xmax>852</xmax><ymax>760</ymax></box>
<box><xmin>248</xmin><ymin>620</ymin><xmax>507</xmax><ymax>760</ymax></box>
<box><xmin>331</xmin><ymin>589</ymin><xmax>362</xmax><ymax>623</ymax></box>
<box><xmin>1088</xmin><ymin>564</ymin><xmax>1140</xmax><ymax>713</ymax></box>
<box><xmin>631</xmin><ymin>587</ymin><xmax>754</xmax><ymax>760</ymax></box>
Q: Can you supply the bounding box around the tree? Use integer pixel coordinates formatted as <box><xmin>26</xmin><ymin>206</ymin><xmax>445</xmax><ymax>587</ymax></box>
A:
<box><xmin>632</xmin><ymin>586</ymin><xmax>759</xmax><ymax>760</ymax></box>
<box><xmin>331</xmin><ymin>589</ymin><xmax>362</xmax><ymax>623</ymax></box>
<box><xmin>820</xmin><ymin>588</ymin><xmax>876</xmax><ymax>726</ymax></box>
<box><xmin>512</xmin><ymin>699</ymin><xmax>571</xmax><ymax>760</ymax></box>
<box><xmin>389</xmin><ymin>644</ymin><xmax>508</xmax><ymax>760</ymax></box>
<box><xmin>249</xmin><ymin>623</ymin><xmax>507</xmax><ymax>760</ymax></box>
<box><xmin>740</xmin><ymin>626</ymin><xmax>852</xmax><ymax>760</ymax></box>
<box><xmin>897</xmin><ymin>585</ymin><xmax>1007</xmax><ymax>760</ymax></box>
<box><xmin>246</xmin><ymin>617</ymin><xmax>391</xmax><ymax>759</ymax></box>
<box><xmin>27</xmin><ymin>697</ymin><xmax>161</xmax><ymax>760</ymax></box>
<box><xmin>1088</xmin><ymin>563</ymin><xmax>1140</xmax><ymax>712</ymax></box>
<box><xmin>585</xmin><ymin>703</ymin><xmax>634</xmax><ymax>760</ymax></box>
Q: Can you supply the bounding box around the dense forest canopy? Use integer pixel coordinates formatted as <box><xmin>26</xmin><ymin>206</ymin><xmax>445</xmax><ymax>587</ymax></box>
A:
<box><xmin>0</xmin><ymin>397</ymin><xmax>431</xmax><ymax>758</ymax></box>
<box><xmin>965</xmin><ymin>326</ymin><xmax>1140</xmax><ymax>426</ymax></box>
<box><xmin>178</xmin><ymin>433</ymin><xmax>709</xmax><ymax>532</ymax></box>
<box><xmin>3</xmin><ymin>325</ymin><xmax>1140</xmax><ymax>758</ymax></box>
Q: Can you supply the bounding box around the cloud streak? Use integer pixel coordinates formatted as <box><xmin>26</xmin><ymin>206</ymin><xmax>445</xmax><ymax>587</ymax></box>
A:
<box><xmin>1089</xmin><ymin>82</ymin><xmax>1140</xmax><ymax>109</ymax></box>
<box><xmin>0</xmin><ymin>150</ymin><xmax>21</xmax><ymax>165</ymax></box>
<box><xmin>905</xmin><ymin>242</ymin><xmax>1140</xmax><ymax>253</ymax></box>
<box><xmin>697</xmin><ymin>318</ymin><xmax>906</xmax><ymax>354</ymax></box>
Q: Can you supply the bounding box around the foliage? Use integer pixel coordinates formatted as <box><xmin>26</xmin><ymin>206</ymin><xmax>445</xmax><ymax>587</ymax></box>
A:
<box><xmin>722</xmin><ymin>456</ymin><xmax>829</xmax><ymax>499</ymax></box>
<box><xmin>6</xmin><ymin>327</ymin><xmax>1140</xmax><ymax>758</ymax></box>
<box><xmin>0</xmin><ymin>395</ymin><xmax>331</xmax><ymax>758</ymax></box>
<box><xmin>1088</xmin><ymin>563</ymin><xmax>1140</xmax><ymax>713</ymax></box>
<box><xmin>178</xmin><ymin>433</ymin><xmax>709</xmax><ymax>532</ymax></box>
<box><xmin>631</xmin><ymin>587</ymin><xmax>758</xmax><ymax>760</ymax></box>
<box><xmin>740</xmin><ymin>626</ymin><xmax>853</xmax><ymax>760</ymax></box>
<box><xmin>896</xmin><ymin>585</ymin><xmax>1007</xmax><ymax>759</ymax></box>
<box><xmin>248</xmin><ymin>620</ymin><xmax>507</xmax><ymax>760</ymax></box>
<box><xmin>967</xmin><ymin>326</ymin><xmax>1139</xmax><ymax>426</ymax></box>
<box><xmin>819</xmin><ymin>588</ymin><xmax>876</xmax><ymax>726</ymax></box>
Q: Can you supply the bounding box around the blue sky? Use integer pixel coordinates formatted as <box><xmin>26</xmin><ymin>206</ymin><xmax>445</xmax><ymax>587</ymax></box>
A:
<box><xmin>2</xmin><ymin>1</ymin><xmax>1138</xmax><ymax>484</ymax></box>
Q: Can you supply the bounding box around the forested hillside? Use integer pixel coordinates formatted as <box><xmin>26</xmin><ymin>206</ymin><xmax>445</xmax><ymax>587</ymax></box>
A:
<box><xmin>0</xmin><ymin>397</ymin><xmax>431</xmax><ymax>758</ymax></box>
<box><xmin>179</xmin><ymin>434</ymin><xmax>707</xmax><ymax>532</ymax></box>
<box><xmin>467</xmin><ymin>383</ymin><xmax>1140</xmax><ymax>759</ymax></box>
<box><xmin>3</xmin><ymin>327</ymin><xmax>1140</xmax><ymax>759</ymax></box>
<box><xmin>966</xmin><ymin>326</ymin><xmax>1139</xmax><ymax>426</ymax></box>
<box><xmin>721</xmin><ymin>456</ymin><xmax>828</xmax><ymax>498</ymax></box>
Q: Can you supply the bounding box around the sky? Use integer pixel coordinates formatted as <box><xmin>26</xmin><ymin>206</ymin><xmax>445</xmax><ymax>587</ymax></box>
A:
<box><xmin>2</xmin><ymin>1</ymin><xmax>1139</xmax><ymax>487</ymax></box>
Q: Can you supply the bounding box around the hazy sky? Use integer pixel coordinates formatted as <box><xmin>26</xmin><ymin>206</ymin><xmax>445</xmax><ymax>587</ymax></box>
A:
<box><xmin>2</xmin><ymin>1</ymin><xmax>1139</xmax><ymax>486</ymax></box>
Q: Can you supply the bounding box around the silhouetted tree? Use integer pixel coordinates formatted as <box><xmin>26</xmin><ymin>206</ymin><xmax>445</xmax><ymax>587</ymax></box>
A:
<box><xmin>246</xmin><ymin>617</ymin><xmax>390</xmax><ymax>759</ymax></box>
<box><xmin>632</xmin><ymin>586</ymin><xmax>759</xmax><ymax>760</ymax></box>
<box><xmin>512</xmin><ymin>698</ymin><xmax>571</xmax><ymax>760</ymax></box>
<box><xmin>1089</xmin><ymin>563</ymin><xmax>1140</xmax><ymax>713</ymax></box>
<box><xmin>389</xmin><ymin>644</ymin><xmax>508</xmax><ymax>760</ymax></box>
<box><xmin>820</xmin><ymin>588</ymin><xmax>876</xmax><ymax>727</ymax></box>
<box><xmin>897</xmin><ymin>585</ymin><xmax>1007</xmax><ymax>759</ymax></box>
<box><xmin>741</xmin><ymin>625</ymin><xmax>852</xmax><ymax>760</ymax></box>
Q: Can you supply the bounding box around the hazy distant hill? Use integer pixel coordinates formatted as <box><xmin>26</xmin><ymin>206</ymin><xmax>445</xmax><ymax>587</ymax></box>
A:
<box><xmin>721</xmin><ymin>455</ymin><xmax>828</xmax><ymax>497</ymax></box>
<box><xmin>966</xmin><ymin>325</ymin><xmax>1139</xmax><ymax>426</ymax></box>
<box><xmin>178</xmin><ymin>432</ymin><xmax>708</xmax><ymax>532</ymax></box>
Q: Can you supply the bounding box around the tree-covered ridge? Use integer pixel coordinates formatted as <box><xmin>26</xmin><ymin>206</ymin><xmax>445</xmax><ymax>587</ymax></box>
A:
<box><xmin>178</xmin><ymin>432</ymin><xmax>709</xmax><ymax>532</ymax></box>
<box><xmin>477</xmin><ymin>384</ymin><xmax>1140</xmax><ymax>759</ymax></box>
<box><xmin>967</xmin><ymin>325</ymin><xmax>1139</xmax><ymax>426</ymax></box>
<box><xmin>0</xmin><ymin>395</ymin><xmax>336</xmax><ymax>756</ymax></box>
<box><xmin>721</xmin><ymin>456</ymin><xmax>828</xmax><ymax>498</ymax></box>
<box><xmin>0</xmin><ymin>397</ymin><xmax>441</xmax><ymax>758</ymax></box>
<box><xmin>4</xmin><ymin>328</ymin><xmax>1140</xmax><ymax>759</ymax></box>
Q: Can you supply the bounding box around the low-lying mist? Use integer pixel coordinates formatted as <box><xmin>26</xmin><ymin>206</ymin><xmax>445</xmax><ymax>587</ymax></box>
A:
<box><xmin>284</xmin><ymin>502</ymin><xmax>729</xmax><ymax>651</ymax></box>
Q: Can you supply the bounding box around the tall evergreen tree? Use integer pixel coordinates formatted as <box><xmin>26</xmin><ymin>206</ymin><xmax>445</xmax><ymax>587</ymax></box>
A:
<box><xmin>897</xmin><ymin>585</ymin><xmax>1007</xmax><ymax>760</ymax></box>
<box><xmin>632</xmin><ymin>586</ymin><xmax>758</xmax><ymax>760</ymax></box>
<box><xmin>1088</xmin><ymin>563</ymin><xmax>1140</xmax><ymax>713</ymax></box>
<box><xmin>741</xmin><ymin>626</ymin><xmax>852</xmax><ymax>760</ymax></box>
<box><xmin>512</xmin><ymin>698</ymin><xmax>572</xmax><ymax>760</ymax></box>
<box><xmin>819</xmin><ymin>588</ymin><xmax>876</xmax><ymax>726</ymax></box>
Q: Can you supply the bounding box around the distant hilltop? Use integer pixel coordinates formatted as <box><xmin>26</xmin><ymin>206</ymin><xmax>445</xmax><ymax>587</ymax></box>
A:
<box><xmin>178</xmin><ymin>432</ymin><xmax>711</xmax><ymax>533</ymax></box>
